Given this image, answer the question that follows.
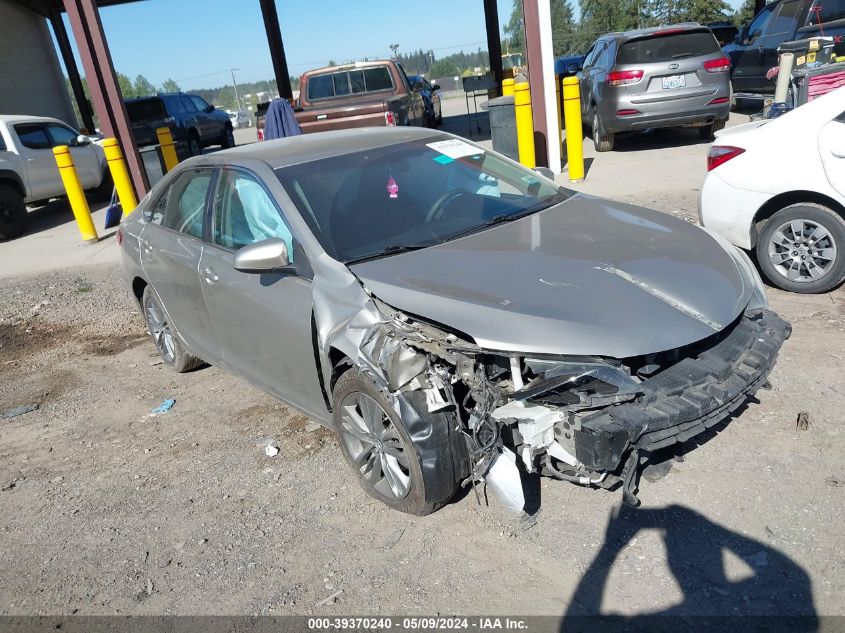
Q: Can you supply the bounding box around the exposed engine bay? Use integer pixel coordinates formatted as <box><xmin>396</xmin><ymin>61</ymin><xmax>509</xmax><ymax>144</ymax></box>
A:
<box><xmin>316</xmin><ymin>277</ymin><xmax>792</xmax><ymax>514</ymax></box>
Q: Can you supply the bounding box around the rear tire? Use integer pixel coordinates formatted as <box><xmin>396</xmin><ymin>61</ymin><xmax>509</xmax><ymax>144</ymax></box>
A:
<box><xmin>0</xmin><ymin>184</ymin><xmax>27</xmax><ymax>241</ymax></box>
<box><xmin>755</xmin><ymin>203</ymin><xmax>845</xmax><ymax>294</ymax></box>
<box><xmin>592</xmin><ymin>107</ymin><xmax>614</xmax><ymax>152</ymax></box>
<box><xmin>141</xmin><ymin>286</ymin><xmax>204</xmax><ymax>372</ymax></box>
<box><xmin>221</xmin><ymin>125</ymin><xmax>235</xmax><ymax>149</ymax></box>
<box><xmin>699</xmin><ymin>119</ymin><xmax>727</xmax><ymax>140</ymax></box>
<box><xmin>187</xmin><ymin>132</ymin><xmax>201</xmax><ymax>157</ymax></box>
<box><xmin>332</xmin><ymin>368</ymin><xmax>466</xmax><ymax>516</ymax></box>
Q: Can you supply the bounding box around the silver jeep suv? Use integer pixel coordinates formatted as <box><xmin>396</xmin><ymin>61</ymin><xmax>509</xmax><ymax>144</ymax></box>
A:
<box><xmin>578</xmin><ymin>23</ymin><xmax>732</xmax><ymax>151</ymax></box>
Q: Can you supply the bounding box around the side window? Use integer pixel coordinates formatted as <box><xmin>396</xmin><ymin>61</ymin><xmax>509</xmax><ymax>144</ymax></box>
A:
<box><xmin>807</xmin><ymin>0</ymin><xmax>845</xmax><ymax>24</ymax></box>
<box><xmin>333</xmin><ymin>72</ymin><xmax>351</xmax><ymax>97</ymax></box>
<box><xmin>747</xmin><ymin>4</ymin><xmax>775</xmax><ymax>43</ymax></box>
<box><xmin>598</xmin><ymin>43</ymin><xmax>614</xmax><ymax>67</ymax></box>
<box><xmin>162</xmin><ymin>170</ymin><xmax>212</xmax><ymax>238</ymax></box>
<box><xmin>765</xmin><ymin>0</ymin><xmax>803</xmax><ymax>47</ymax></box>
<box><xmin>14</xmin><ymin>124</ymin><xmax>51</xmax><ymax>150</ymax></box>
<box><xmin>146</xmin><ymin>186</ymin><xmax>170</xmax><ymax>225</ymax></box>
<box><xmin>181</xmin><ymin>96</ymin><xmax>198</xmax><ymax>113</ymax></box>
<box><xmin>0</xmin><ymin>133</ymin><xmax>7</xmax><ymax>152</ymax></box>
<box><xmin>45</xmin><ymin>123</ymin><xmax>80</xmax><ymax>147</ymax></box>
<box><xmin>211</xmin><ymin>170</ymin><xmax>293</xmax><ymax>258</ymax></box>
<box><xmin>167</xmin><ymin>96</ymin><xmax>187</xmax><ymax>115</ymax></box>
<box><xmin>349</xmin><ymin>70</ymin><xmax>366</xmax><ymax>94</ymax></box>
<box><xmin>583</xmin><ymin>42</ymin><xmax>604</xmax><ymax>68</ymax></box>
<box><xmin>363</xmin><ymin>67</ymin><xmax>393</xmax><ymax>91</ymax></box>
<box><xmin>190</xmin><ymin>96</ymin><xmax>210</xmax><ymax>112</ymax></box>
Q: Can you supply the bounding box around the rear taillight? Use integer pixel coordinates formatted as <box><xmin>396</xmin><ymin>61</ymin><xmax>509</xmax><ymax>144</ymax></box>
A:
<box><xmin>384</xmin><ymin>111</ymin><xmax>396</xmax><ymax>126</ymax></box>
<box><xmin>707</xmin><ymin>145</ymin><xmax>745</xmax><ymax>171</ymax></box>
<box><xmin>704</xmin><ymin>57</ymin><xmax>731</xmax><ymax>73</ymax></box>
<box><xmin>616</xmin><ymin>109</ymin><xmax>641</xmax><ymax>116</ymax></box>
<box><xmin>257</xmin><ymin>128</ymin><xmax>264</xmax><ymax>142</ymax></box>
<box><xmin>606</xmin><ymin>70</ymin><xmax>644</xmax><ymax>86</ymax></box>
<box><xmin>116</xmin><ymin>225</ymin><xmax>124</xmax><ymax>247</ymax></box>
<box><xmin>709</xmin><ymin>97</ymin><xmax>729</xmax><ymax>105</ymax></box>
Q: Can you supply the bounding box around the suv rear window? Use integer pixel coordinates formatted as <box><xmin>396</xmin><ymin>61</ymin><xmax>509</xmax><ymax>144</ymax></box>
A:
<box><xmin>126</xmin><ymin>98</ymin><xmax>167</xmax><ymax>122</ymax></box>
<box><xmin>616</xmin><ymin>31</ymin><xmax>721</xmax><ymax>64</ymax></box>
<box><xmin>307</xmin><ymin>66</ymin><xmax>394</xmax><ymax>101</ymax></box>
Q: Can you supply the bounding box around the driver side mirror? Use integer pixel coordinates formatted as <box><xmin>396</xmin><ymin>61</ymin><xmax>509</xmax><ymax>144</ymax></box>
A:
<box><xmin>205</xmin><ymin>104</ymin><xmax>215</xmax><ymax>113</ymax></box>
<box><xmin>73</xmin><ymin>134</ymin><xmax>91</xmax><ymax>147</ymax></box>
<box><xmin>736</xmin><ymin>26</ymin><xmax>749</xmax><ymax>45</ymax></box>
<box><xmin>431</xmin><ymin>84</ymin><xmax>441</xmax><ymax>91</ymax></box>
<box><xmin>233</xmin><ymin>238</ymin><xmax>291</xmax><ymax>273</ymax></box>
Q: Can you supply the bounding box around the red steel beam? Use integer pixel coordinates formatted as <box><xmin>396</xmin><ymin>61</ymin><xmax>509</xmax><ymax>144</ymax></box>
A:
<box><xmin>62</xmin><ymin>0</ymin><xmax>148</xmax><ymax>196</ymax></box>
<box><xmin>259</xmin><ymin>0</ymin><xmax>293</xmax><ymax>101</ymax></box>
<box><xmin>522</xmin><ymin>0</ymin><xmax>549</xmax><ymax>167</ymax></box>
<box><xmin>49</xmin><ymin>7</ymin><xmax>96</xmax><ymax>133</ymax></box>
<box><xmin>483</xmin><ymin>0</ymin><xmax>504</xmax><ymax>97</ymax></box>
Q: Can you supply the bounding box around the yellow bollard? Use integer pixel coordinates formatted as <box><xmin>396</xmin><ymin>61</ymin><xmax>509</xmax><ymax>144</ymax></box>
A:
<box><xmin>53</xmin><ymin>145</ymin><xmax>98</xmax><ymax>243</ymax></box>
<box><xmin>562</xmin><ymin>76</ymin><xmax>585</xmax><ymax>182</ymax></box>
<box><xmin>156</xmin><ymin>127</ymin><xmax>179</xmax><ymax>173</ymax></box>
<box><xmin>101</xmin><ymin>138</ymin><xmax>138</xmax><ymax>216</ymax></box>
<box><xmin>514</xmin><ymin>81</ymin><xmax>535</xmax><ymax>169</ymax></box>
<box><xmin>502</xmin><ymin>78</ymin><xmax>515</xmax><ymax>97</ymax></box>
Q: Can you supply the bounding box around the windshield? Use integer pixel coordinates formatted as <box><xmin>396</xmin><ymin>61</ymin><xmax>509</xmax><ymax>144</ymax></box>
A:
<box><xmin>275</xmin><ymin>136</ymin><xmax>569</xmax><ymax>263</ymax></box>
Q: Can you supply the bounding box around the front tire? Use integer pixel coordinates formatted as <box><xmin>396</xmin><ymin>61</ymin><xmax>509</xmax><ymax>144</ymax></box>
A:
<box><xmin>221</xmin><ymin>125</ymin><xmax>235</xmax><ymax>149</ymax></box>
<box><xmin>756</xmin><ymin>203</ymin><xmax>845</xmax><ymax>294</ymax></box>
<box><xmin>141</xmin><ymin>286</ymin><xmax>204</xmax><ymax>372</ymax></box>
<box><xmin>332</xmin><ymin>368</ymin><xmax>466</xmax><ymax>516</ymax></box>
<box><xmin>187</xmin><ymin>132</ymin><xmax>202</xmax><ymax>157</ymax></box>
<box><xmin>0</xmin><ymin>184</ymin><xmax>26</xmax><ymax>240</ymax></box>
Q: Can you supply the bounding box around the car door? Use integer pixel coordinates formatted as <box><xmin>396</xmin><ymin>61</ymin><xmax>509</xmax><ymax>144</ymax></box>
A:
<box><xmin>180</xmin><ymin>96</ymin><xmax>204</xmax><ymax>145</ymax></box>
<box><xmin>139</xmin><ymin>167</ymin><xmax>221</xmax><ymax>363</ymax></box>
<box><xmin>578</xmin><ymin>41</ymin><xmax>606</xmax><ymax>119</ymax></box>
<box><xmin>819</xmin><ymin>112</ymin><xmax>845</xmax><ymax>197</ymax></box>
<box><xmin>731</xmin><ymin>2</ymin><xmax>777</xmax><ymax>93</ymax></box>
<box><xmin>761</xmin><ymin>0</ymin><xmax>805</xmax><ymax>81</ymax></box>
<box><xmin>198</xmin><ymin>167</ymin><xmax>326</xmax><ymax>417</ymax></box>
<box><xmin>12</xmin><ymin>123</ymin><xmax>56</xmax><ymax>200</ymax></box>
<box><xmin>190</xmin><ymin>95</ymin><xmax>219</xmax><ymax>143</ymax></box>
<box><xmin>44</xmin><ymin>122</ymin><xmax>100</xmax><ymax>189</ymax></box>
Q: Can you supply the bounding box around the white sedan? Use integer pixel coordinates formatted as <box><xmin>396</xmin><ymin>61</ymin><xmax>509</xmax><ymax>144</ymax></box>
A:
<box><xmin>700</xmin><ymin>87</ymin><xmax>845</xmax><ymax>294</ymax></box>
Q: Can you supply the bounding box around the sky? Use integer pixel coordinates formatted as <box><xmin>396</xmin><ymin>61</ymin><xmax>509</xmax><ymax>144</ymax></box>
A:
<box><xmin>54</xmin><ymin>0</ymin><xmax>746</xmax><ymax>91</ymax></box>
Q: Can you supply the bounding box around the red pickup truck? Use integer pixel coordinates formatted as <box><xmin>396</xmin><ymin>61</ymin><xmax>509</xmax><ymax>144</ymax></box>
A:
<box><xmin>257</xmin><ymin>60</ymin><xmax>426</xmax><ymax>139</ymax></box>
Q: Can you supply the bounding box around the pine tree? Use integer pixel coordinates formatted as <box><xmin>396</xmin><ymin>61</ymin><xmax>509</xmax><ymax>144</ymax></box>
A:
<box><xmin>161</xmin><ymin>78</ymin><xmax>181</xmax><ymax>93</ymax></box>
<box><xmin>503</xmin><ymin>0</ymin><xmax>525</xmax><ymax>54</ymax></box>
<box><xmin>133</xmin><ymin>75</ymin><xmax>156</xmax><ymax>97</ymax></box>
<box><xmin>733</xmin><ymin>0</ymin><xmax>758</xmax><ymax>26</ymax></box>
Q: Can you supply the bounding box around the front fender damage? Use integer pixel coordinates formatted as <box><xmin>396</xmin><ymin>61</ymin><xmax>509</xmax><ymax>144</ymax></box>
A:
<box><xmin>311</xmin><ymin>255</ymin><xmax>791</xmax><ymax>514</ymax></box>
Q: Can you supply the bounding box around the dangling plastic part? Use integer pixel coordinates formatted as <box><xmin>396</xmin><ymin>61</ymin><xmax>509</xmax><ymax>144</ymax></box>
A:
<box><xmin>386</xmin><ymin>174</ymin><xmax>398</xmax><ymax>199</ymax></box>
<box><xmin>485</xmin><ymin>447</ymin><xmax>525</xmax><ymax>514</ymax></box>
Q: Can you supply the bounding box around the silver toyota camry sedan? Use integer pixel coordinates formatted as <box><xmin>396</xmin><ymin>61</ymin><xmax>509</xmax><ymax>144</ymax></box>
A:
<box><xmin>119</xmin><ymin>127</ymin><xmax>790</xmax><ymax>516</ymax></box>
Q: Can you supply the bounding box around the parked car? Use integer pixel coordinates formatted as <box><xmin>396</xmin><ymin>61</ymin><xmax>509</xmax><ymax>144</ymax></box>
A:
<box><xmin>227</xmin><ymin>110</ymin><xmax>251</xmax><ymax>129</ymax></box>
<box><xmin>700</xmin><ymin>87</ymin><xmax>845</xmax><ymax>294</ymax></box>
<box><xmin>124</xmin><ymin>93</ymin><xmax>234</xmax><ymax>158</ymax></box>
<box><xmin>407</xmin><ymin>75</ymin><xmax>442</xmax><ymax>127</ymax></box>
<box><xmin>119</xmin><ymin>127</ymin><xmax>789</xmax><ymax>515</ymax></box>
<box><xmin>256</xmin><ymin>60</ymin><xmax>425</xmax><ymax>139</ymax></box>
<box><xmin>725</xmin><ymin>0</ymin><xmax>845</xmax><ymax>97</ymax></box>
<box><xmin>578</xmin><ymin>23</ymin><xmax>732</xmax><ymax>151</ymax></box>
<box><xmin>0</xmin><ymin>115</ymin><xmax>109</xmax><ymax>240</ymax></box>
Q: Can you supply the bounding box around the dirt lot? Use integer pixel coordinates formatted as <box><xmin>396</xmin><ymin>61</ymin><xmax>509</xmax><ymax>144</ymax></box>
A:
<box><xmin>1</xmin><ymin>130</ymin><xmax>844</xmax><ymax>621</ymax></box>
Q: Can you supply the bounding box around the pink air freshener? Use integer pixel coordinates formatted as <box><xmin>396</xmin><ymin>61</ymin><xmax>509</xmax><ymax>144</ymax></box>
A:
<box><xmin>386</xmin><ymin>175</ymin><xmax>398</xmax><ymax>199</ymax></box>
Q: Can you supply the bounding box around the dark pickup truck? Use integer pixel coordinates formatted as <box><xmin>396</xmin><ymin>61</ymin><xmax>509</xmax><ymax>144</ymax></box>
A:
<box><xmin>726</xmin><ymin>0</ymin><xmax>845</xmax><ymax>95</ymax></box>
<box><xmin>257</xmin><ymin>60</ymin><xmax>425</xmax><ymax>139</ymax></box>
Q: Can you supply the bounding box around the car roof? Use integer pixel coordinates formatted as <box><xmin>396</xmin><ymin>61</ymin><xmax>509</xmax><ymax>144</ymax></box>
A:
<box><xmin>602</xmin><ymin>22</ymin><xmax>707</xmax><ymax>42</ymax></box>
<box><xmin>0</xmin><ymin>114</ymin><xmax>69</xmax><ymax>125</ymax></box>
<box><xmin>191</xmin><ymin>127</ymin><xmax>448</xmax><ymax>170</ymax></box>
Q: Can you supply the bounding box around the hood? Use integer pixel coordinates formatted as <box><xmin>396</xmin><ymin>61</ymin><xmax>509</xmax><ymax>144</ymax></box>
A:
<box><xmin>350</xmin><ymin>195</ymin><xmax>754</xmax><ymax>358</ymax></box>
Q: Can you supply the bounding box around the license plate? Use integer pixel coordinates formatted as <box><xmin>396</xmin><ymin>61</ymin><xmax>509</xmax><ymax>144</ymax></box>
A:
<box><xmin>662</xmin><ymin>75</ymin><xmax>686</xmax><ymax>89</ymax></box>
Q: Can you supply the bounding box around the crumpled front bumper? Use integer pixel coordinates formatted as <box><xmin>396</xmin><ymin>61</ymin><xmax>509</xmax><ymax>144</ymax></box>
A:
<box><xmin>573</xmin><ymin>309</ymin><xmax>791</xmax><ymax>474</ymax></box>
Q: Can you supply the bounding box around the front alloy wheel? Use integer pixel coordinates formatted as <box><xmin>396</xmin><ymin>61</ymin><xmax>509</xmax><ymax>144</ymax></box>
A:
<box><xmin>141</xmin><ymin>286</ymin><xmax>204</xmax><ymax>372</ymax></box>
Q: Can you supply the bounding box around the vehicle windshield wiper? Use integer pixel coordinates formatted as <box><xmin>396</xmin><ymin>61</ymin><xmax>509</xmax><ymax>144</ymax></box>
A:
<box><xmin>345</xmin><ymin>244</ymin><xmax>429</xmax><ymax>265</ymax></box>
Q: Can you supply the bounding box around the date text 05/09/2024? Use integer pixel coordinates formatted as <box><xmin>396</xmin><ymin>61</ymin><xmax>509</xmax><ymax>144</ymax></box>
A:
<box><xmin>307</xmin><ymin>617</ymin><xmax>529</xmax><ymax>630</ymax></box>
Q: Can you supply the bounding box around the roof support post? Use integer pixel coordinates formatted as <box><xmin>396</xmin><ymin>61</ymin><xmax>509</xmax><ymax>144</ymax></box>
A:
<box><xmin>483</xmin><ymin>0</ymin><xmax>504</xmax><ymax>96</ymax></box>
<box><xmin>48</xmin><ymin>7</ymin><xmax>95</xmax><ymax>133</ymax></box>
<box><xmin>522</xmin><ymin>0</ymin><xmax>561</xmax><ymax>172</ymax></box>
<box><xmin>62</xmin><ymin>0</ymin><xmax>148</xmax><ymax>196</ymax></box>
<box><xmin>259</xmin><ymin>0</ymin><xmax>293</xmax><ymax>101</ymax></box>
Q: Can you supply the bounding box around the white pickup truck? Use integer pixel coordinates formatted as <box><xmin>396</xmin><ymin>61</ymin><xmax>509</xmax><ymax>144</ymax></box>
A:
<box><xmin>0</xmin><ymin>114</ymin><xmax>110</xmax><ymax>240</ymax></box>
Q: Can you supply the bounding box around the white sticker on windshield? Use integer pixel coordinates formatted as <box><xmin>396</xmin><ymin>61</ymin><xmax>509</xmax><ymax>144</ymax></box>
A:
<box><xmin>427</xmin><ymin>139</ymin><xmax>484</xmax><ymax>160</ymax></box>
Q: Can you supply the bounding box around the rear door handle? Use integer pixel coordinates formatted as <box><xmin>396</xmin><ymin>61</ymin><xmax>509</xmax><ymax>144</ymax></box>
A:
<box><xmin>203</xmin><ymin>267</ymin><xmax>219</xmax><ymax>284</ymax></box>
<box><xmin>832</xmin><ymin>149</ymin><xmax>845</xmax><ymax>159</ymax></box>
<box><xmin>141</xmin><ymin>240</ymin><xmax>153</xmax><ymax>253</ymax></box>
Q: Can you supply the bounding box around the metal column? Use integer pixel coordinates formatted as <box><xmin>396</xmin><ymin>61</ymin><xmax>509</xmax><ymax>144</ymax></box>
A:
<box><xmin>483</xmin><ymin>0</ymin><xmax>504</xmax><ymax>97</ymax></box>
<box><xmin>522</xmin><ymin>0</ymin><xmax>558</xmax><ymax>170</ymax></box>
<box><xmin>259</xmin><ymin>0</ymin><xmax>293</xmax><ymax>101</ymax></box>
<box><xmin>48</xmin><ymin>8</ymin><xmax>95</xmax><ymax>134</ymax></box>
<box><xmin>62</xmin><ymin>0</ymin><xmax>148</xmax><ymax>196</ymax></box>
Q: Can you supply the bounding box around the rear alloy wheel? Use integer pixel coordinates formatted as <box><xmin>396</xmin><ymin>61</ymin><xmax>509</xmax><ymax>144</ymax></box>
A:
<box><xmin>0</xmin><ymin>184</ymin><xmax>27</xmax><ymax>241</ymax></box>
<box><xmin>332</xmin><ymin>368</ymin><xmax>465</xmax><ymax>516</ymax></box>
<box><xmin>592</xmin><ymin>108</ymin><xmax>614</xmax><ymax>152</ymax></box>
<box><xmin>756</xmin><ymin>203</ymin><xmax>845</xmax><ymax>294</ymax></box>
<box><xmin>141</xmin><ymin>286</ymin><xmax>204</xmax><ymax>372</ymax></box>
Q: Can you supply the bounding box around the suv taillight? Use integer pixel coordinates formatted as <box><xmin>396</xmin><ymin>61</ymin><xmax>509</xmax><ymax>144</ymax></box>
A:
<box><xmin>606</xmin><ymin>70</ymin><xmax>644</xmax><ymax>86</ymax></box>
<box><xmin>116</xmin><ymin>225</ymin><xmax>124</xmax><ymax>247</ymax></box>
<box><xmin>257</xmin><ymin>128</ymin><xmax>264</xmax><ymax>142</ymax></box>
<box><xmin>707</xmin><ymin>145</ymin><xmax>745</xmax><ymax>171</ymax></box>
<box><xmin>704</xmin><ymin>57</ymin><xmax>731</xmax><ymax>73</ymax></box>
<box><xmin>384</xmin><ymin>111</ymin><xmax>396</xmax><ymax>126</ymax></box>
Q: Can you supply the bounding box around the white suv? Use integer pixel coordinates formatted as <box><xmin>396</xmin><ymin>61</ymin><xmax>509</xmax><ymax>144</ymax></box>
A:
<box><xmin>0</xmin><ymin>115</ymin><xmax>110</xmax><ymax>240</ymax></box>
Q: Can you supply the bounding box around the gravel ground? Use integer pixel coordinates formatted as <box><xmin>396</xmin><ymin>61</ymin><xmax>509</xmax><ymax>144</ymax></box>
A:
<box><xmin>1</xmin><ymin>203</ymin><xmax>843</xmax><ymax>620</ymax></box>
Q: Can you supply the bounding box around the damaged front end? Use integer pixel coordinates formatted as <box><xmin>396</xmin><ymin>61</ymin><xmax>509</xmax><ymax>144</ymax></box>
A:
<box><xmin>314</xmin><ymin>261</ymin><xmax>791</xmax><ymax>513</ymax></box>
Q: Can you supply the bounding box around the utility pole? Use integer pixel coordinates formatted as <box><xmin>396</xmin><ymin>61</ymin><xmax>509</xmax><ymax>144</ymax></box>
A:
<box><xmin>230</xmin><ymin>68</ymin><xmax>242</xmax><ymax>112</ymax></box>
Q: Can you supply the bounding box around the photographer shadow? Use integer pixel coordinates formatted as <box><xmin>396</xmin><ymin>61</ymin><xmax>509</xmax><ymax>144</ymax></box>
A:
<box><xmin>561</xmin><ymin>503</ymin><xmax>817</xmax><ymax>633</ymax></box>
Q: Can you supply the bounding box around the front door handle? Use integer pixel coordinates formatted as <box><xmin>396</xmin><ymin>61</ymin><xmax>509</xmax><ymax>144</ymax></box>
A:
<box><xmin>832</xmin><ymin>148</ymin><xmax>845</xmax><ymax>159</ymax></box>
<box><xmin>203</xmin><ymin>267</ymin><xmax>219</xmax><ymax>284</ymax></box>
